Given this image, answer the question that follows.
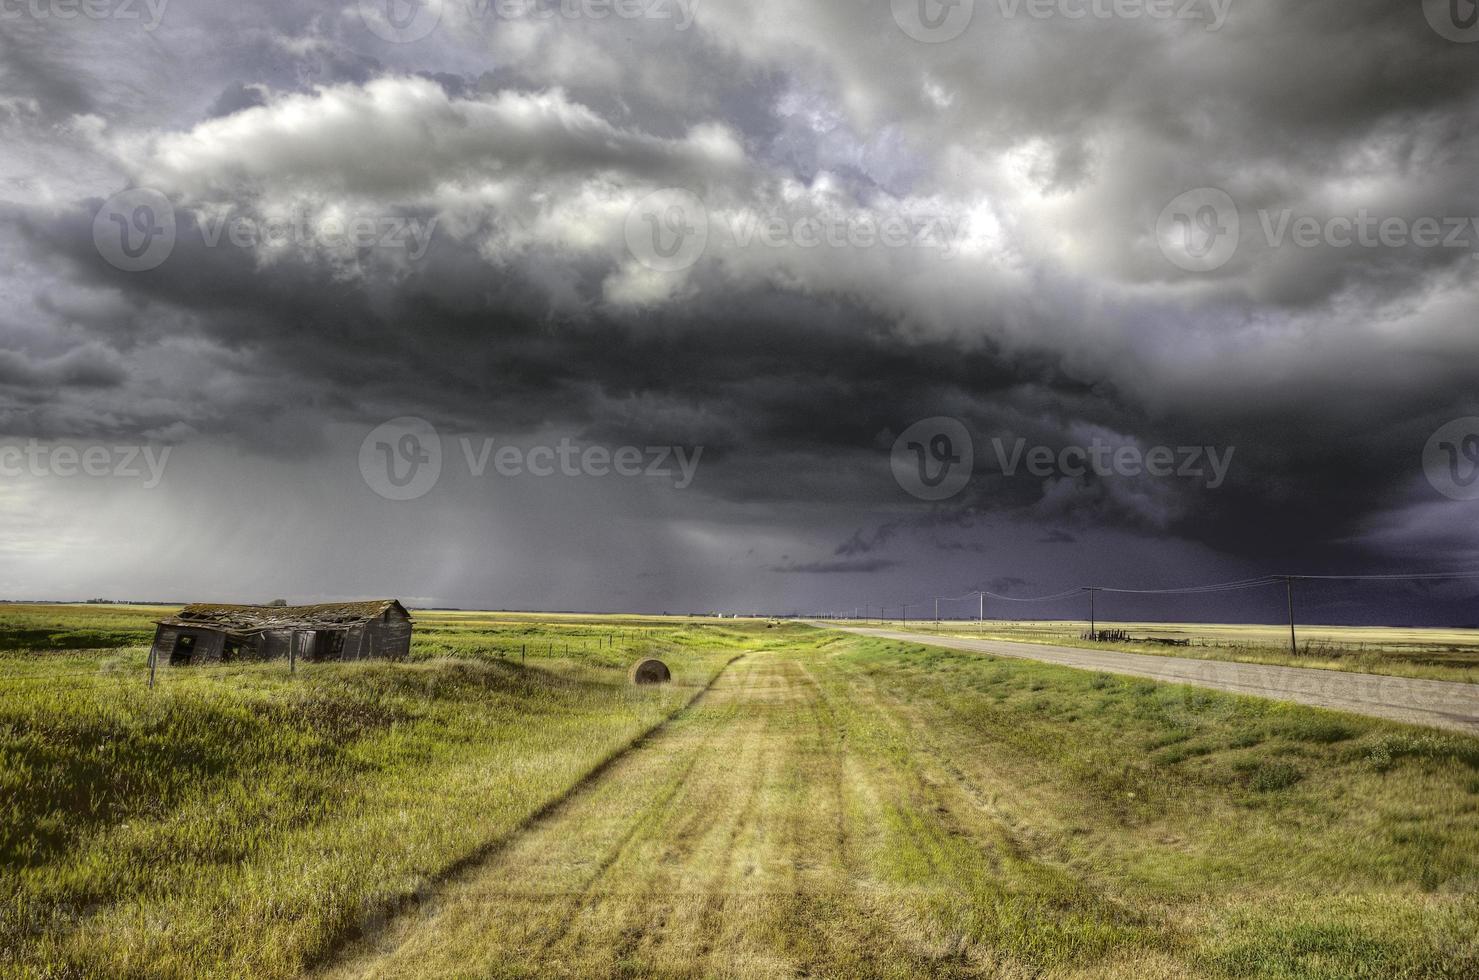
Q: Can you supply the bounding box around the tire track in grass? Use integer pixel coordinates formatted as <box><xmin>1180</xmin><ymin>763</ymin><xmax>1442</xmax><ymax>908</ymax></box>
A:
<box><xmin>829</xmin><ymin>655</ymin><xmax>1160</xmax><ymax>973</ymax></box>
<box><xmin>332</xmin><ymin>654</ymin><xmax>1006</xmax><ymax>979</ymax></box>
<box><xmin>684</xmin><ymin>669</ymin><xmax>773</xmax><ymax>968</ymax></box>
<box><xmin>591</xmin><ymin>661</ymin><xmax>774</xmax><ymax>971</ymax></box>
<box><xmin>314</xmin><ymin>653</ymin><xmax>745</xmax><ymax>976</ymax></box>
<box><xmin>325</xmin><ymin>655</ymin><xmax>777</xmax><ymax>978</ymax></box>
<box><xmin>537</xmin><ymin>658</ymin><xmax>763</xmax><ymax>962</ymax></box>
<box><xmin>329</xmin><ymin>656</ymin><xmax>873</xmax><ymax>978</ymax></box>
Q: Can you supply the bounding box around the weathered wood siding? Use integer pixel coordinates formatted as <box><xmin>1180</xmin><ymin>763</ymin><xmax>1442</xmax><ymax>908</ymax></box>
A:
<box><xmin>154</xmin><ymin>604</ymin><xmax>413</xmax><ymax>665</ymax></box>
<box><xmin>149</xmin><ymin>625</ymin><xmax>175</xmax><ymax>664</ymax></box>
<box><xmin>254</xmin><ymin>631</ymin><xmax>287</xmax><ymax>660</ymax></box>
<box><xmin>364</xmin><ymin>609</ymin><xmax>413</xmax><ymax>661</ymax></box>
<box><xmin>151</xmin><ymin>626</ymin><xmax>224</xmax><ymax>665</ymax></box>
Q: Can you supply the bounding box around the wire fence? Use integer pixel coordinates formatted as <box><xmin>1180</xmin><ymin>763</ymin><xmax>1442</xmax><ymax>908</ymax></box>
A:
<box><xmin>0</xmin><ymin>625</ymin><xmax>698</xmax><ymax>691</ymax></box>
<box><xmin>832</xmin><ymin>569</ymin><xmax>1479</xmax><ymax>651</ymax></box>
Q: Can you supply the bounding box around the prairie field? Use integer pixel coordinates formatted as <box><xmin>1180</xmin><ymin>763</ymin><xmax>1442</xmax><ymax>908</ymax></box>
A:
<box><xmin>845</xmin><ymin>619</ymin><xmax>1479</xmax><ymax>684</ymax></box>
<box><xmin>1</xmin><ymin>606</ymin><xmax>1476</xmax><ymax>978</ymax></box>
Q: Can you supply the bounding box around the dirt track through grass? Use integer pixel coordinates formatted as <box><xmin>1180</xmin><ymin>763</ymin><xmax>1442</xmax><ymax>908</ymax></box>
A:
<box><xmin>324</xmin><ymin>655</ymin><xmax>905</xmax><ymax>978</ymax></box>
<box><xmin>322</xmin><ymin>636</ymin><xmax>1478</xmax><ymax>980</ymax></box>
<box><xmin>323</xmin><ymin>655</ymin><xmax>1154</xmax><ymax>978</ymax></box>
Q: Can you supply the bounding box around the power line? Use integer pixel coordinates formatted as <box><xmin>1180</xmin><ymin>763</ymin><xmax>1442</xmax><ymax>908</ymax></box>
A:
<box><xmin>915</xmin><ymin>568</ymin><xmax>1479</xmax><ymax>608</ymax></box>
<box><xmin>846</xmin><ymin>567</ymin><xmax>1479</xmax><ymax>654</ymax></box>
<box><xmin>1285</xmin><ymin>571</ymin><xmax>1479</xmax><ymax>582</ymax></box>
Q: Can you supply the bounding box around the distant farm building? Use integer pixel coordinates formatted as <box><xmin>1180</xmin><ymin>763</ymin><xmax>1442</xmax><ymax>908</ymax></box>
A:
<box><xmin>150</xmin><ymin>600</ymin><xmax>413</xmax><ymax>666</ymax></box>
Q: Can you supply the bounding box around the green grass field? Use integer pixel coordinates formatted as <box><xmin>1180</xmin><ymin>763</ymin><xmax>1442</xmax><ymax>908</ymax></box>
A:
<box><xmin>1</xmin><ymin>606</ymin><xmax>1476</xmax><ymax>978</ymax></box>
<box><xmin>840</xmin><ymin>618</ymin><xmax>1479</xmax><ymax>684</ymax></box>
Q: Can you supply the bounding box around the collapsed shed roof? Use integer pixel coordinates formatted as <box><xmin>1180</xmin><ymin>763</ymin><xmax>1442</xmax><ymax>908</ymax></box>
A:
<box><xmin>155</xmin><ymin>600</ymin><xmax>411</xmax><ymax>634</ymax></box>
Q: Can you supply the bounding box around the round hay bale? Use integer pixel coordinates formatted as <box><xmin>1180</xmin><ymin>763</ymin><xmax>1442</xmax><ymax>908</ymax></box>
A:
<box><xmin>629</xmin><ymin>658</ymin><xmax>672</xmax><ymax>685</ymax></box>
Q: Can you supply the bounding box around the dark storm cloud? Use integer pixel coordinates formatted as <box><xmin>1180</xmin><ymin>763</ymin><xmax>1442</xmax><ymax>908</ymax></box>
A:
<box><xmin>836</xmin><ymin>525</ymin><xmax>899</xmax><ymax>557</ymax></box>
<box><xmin>2</xmin><ymin>0</ymin><xmax>1479</xmax><ymax>612</ymax></box>
<box><xmin>205</xmin><ymin>82</ymin><xmax>268</xmax><ymax>119</ymax></box>
<box><xmin>771</xmin><ymin>557</ymin><xmax>901</xmax><ymax>575</ymax></box>
<box><xmin>989</xmin><ymin>577</ymin><xmax>1029</xmax><ymax>595</ymax></box>
<box><xmin>0</xmin><ymin>342</ymin><xmax>125</xmax><ymax>389</ymax></box>
<box><xmin>0</xmin><ymin>27</ymin><xmax>93</xmax><ymax>118</ymax></box>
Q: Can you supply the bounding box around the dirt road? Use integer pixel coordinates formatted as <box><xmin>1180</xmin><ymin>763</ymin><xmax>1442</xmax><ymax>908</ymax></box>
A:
<box><xmin>816</xmin><ymin>624</ymin><xmax>1479</xmax><ymax>734</ymax></box>
<box><xmin>319</xmin><ymin>642</ymin><xmax>1478</xmax><ymax>979</ymax></box>
<box><xmin>324</xmin><ymin>655</ymin><xmax>1020</xmax><ymax>978</ymax></box>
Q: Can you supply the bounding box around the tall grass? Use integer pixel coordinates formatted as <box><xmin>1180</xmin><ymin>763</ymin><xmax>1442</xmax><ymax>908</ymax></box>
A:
<box><xmin>0</xmin><ymin>615</ymin><xmax>750</xmax><ymax>978</ymax></box>
<box><xmin>823</xmin><ymin>636</ymin><xmax>1479</xmax><ymax>976</ymax></box>
<box><xmin>877</xmin><ymin>619</ymin><xmax>1479</xmax><ymax>683</ymax></box>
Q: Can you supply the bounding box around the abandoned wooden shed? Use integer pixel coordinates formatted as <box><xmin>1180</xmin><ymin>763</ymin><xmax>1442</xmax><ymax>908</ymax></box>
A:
<box><xmin>149</xmin><ymin>600</ymin><xmax>414</xmax><ymax>666</ymax></box>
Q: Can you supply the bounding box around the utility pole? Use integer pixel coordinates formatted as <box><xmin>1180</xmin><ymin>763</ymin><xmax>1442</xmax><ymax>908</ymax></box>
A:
<box><xmin>1285</xmin><ymin>576</ymin><xmax>1298</xmax><ymax>657</ymax></box>
<box><xmin>934</xmin><ymin>597</ymin><xmax>939</xmax><ymax>625</ymax></box>
<box><xmin>1087</xmin><ymin>587</ymin><xmax>1098</xmax><ymax>638</ymax></box>
<box><xmin>979</xmin><ymin>592</ymin><xmax>984</xmax><ymax>634</ymax></box>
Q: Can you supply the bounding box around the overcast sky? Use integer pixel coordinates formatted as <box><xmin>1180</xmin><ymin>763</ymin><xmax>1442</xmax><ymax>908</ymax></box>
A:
<box><xmin>2</xmin><ymin>1</ymin><xmax>1478</xmax><ymax>622</ymax></box>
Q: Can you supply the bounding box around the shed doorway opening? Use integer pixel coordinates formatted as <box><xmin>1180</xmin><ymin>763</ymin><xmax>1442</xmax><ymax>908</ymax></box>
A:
<box><xmin>170</xmin><ymin>634</ymin><xmax>196</xmax><ymax>666</ymax></box>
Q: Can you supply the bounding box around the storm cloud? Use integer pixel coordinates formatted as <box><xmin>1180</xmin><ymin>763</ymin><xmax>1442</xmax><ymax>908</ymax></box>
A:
<box><xmin>1</xmin><ymin>1</ymin><xmax>1477</xmax><ymax>620</ymax></box>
